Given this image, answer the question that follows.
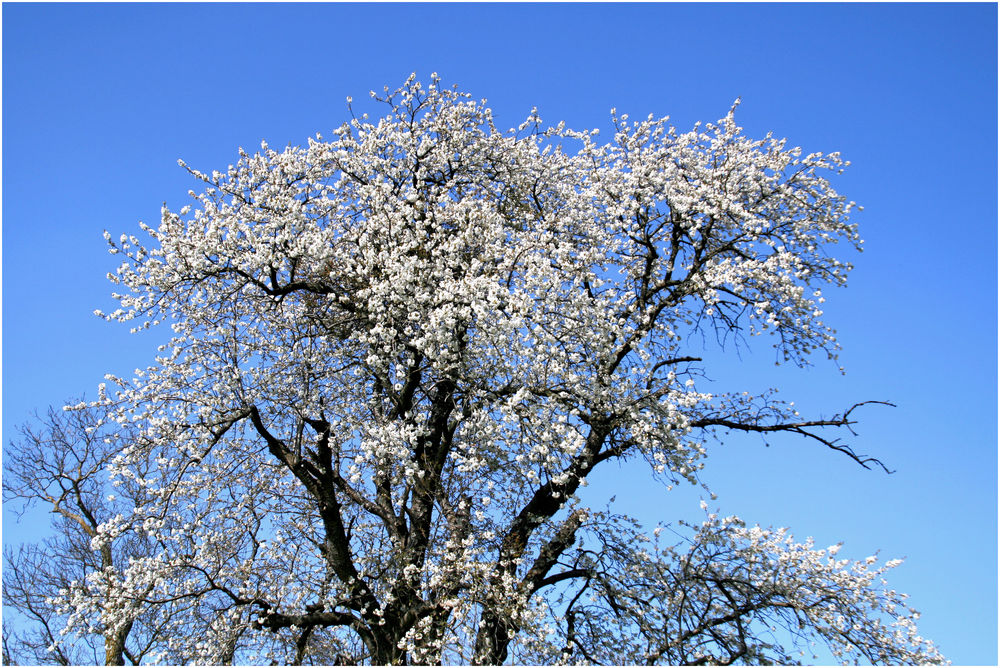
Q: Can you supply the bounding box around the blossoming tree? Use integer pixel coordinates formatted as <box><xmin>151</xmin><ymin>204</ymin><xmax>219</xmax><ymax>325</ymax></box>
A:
<box><xmin>40</xmin><ymin>75</ymin><xmax>944</xmax><ymax>664</ymax></box>
<box><xmin>3</xmin><ymin>404</ymin><xmax>165</xmax><ymax>665</ymax></box>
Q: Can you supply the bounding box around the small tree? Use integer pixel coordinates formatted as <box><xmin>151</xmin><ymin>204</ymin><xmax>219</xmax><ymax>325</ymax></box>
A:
<box><xmin>37</xmin><ymin>75</ymin><xmax>942</xmax><ymax>664</ymax></box>
<box><xmin>3</xmin><ymin>404</ymin><xmax>166</xmax><ymax>665</ymax></box>
<box><xmin>3</xmin><ymin>401</ymin><xmax>275</xmax><ymax>665</ymax></box>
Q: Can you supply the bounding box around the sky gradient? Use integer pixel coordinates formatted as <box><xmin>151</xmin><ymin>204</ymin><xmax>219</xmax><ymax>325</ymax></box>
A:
<box><xmin>3</xmin><ymin>3</ymin><xmax>997</xmax><ymax>663</ymax></box>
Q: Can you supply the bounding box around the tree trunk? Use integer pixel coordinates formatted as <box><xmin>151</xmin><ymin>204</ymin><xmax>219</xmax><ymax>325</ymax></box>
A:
<box><xmin>104</xmin><ymin>620</ymin><xmax>132</xmax><ymax>666</ymax></box>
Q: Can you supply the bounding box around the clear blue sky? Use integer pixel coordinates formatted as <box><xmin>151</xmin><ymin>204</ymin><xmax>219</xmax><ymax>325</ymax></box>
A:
<box><xmin>3</xmin><ymin>3</ymin><xmax>996</xmax><ymax>664</ymax></box>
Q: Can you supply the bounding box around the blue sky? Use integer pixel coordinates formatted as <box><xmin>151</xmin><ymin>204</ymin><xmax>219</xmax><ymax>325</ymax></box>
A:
<box><xmin>3</xmin><ymin>3</ymin><xmax>996</xmax><ymax>664</ymax></box>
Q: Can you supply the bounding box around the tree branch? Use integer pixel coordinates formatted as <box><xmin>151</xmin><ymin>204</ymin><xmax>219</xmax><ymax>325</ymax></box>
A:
<box><xmin>691</xmin><ymin>401</ymin><xmax>896</xmax><ymax>472</ymax></box>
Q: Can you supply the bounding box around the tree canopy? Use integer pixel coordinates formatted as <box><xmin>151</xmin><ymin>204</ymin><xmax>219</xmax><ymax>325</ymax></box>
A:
<box><xmin>5</xmin><ymin>75</ymin><xmax>944</xmax><ymax>665</ymax></box>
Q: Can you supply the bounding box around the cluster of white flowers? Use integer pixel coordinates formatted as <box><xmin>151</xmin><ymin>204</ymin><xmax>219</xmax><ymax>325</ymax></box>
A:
<box><xmin>623</xmin><ymin>511</ymin><xmax>946</xmax><ymax>664</ymax></box>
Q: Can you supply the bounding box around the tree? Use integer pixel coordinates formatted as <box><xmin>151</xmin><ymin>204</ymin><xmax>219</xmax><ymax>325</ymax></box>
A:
<box><xmin>3</xmin><ymin>404</ymin><xmax>169</xmax><ymax>665</ymax></box>
<box><xmin>31</xmin><ymin>74</ymin><xmax>943</xmax><ymax>664</ymax></box>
